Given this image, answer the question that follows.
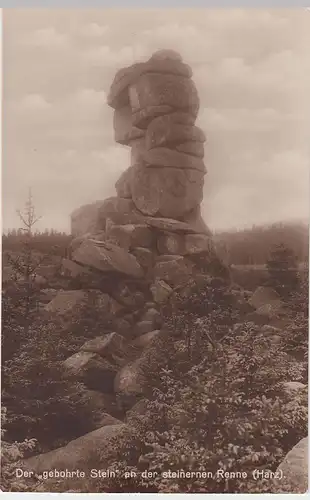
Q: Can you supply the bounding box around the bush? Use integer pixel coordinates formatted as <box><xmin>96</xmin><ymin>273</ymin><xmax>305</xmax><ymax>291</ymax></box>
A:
<box><xmin>87</xmin><ymin>280</ymin><xmax>308</xmax><ymax>494</ymax></box>
<box><xmin>1</xmin><ymin>287</ymin><xmax>114</xmax><ymax>450</ymax></box>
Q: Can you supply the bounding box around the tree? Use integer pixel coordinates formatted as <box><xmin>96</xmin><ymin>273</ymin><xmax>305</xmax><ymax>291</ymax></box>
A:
<box><xmin>266</xmin><ymin>243</ymin><xmax>300</xmax><ymax>299</ymax></box>
<box><xmin>5</xmin><ymin>188</ymin><xmax>43</xmax><ymax>320</ymax></box>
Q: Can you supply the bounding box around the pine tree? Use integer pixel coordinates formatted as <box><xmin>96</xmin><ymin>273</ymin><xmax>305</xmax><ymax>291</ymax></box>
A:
<box><xmin>266</xmin><ymin>243</ymin><xmax>300</xmax><ymax>299</ymax></box>
<box><xmin>6</xmin><ymin>188</ymin><xmax>43</xmax><ymax>320</ymax></box>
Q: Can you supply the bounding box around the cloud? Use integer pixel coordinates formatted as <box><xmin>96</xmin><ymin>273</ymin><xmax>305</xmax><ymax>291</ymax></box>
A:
<box><xmin>3</xmin><ymin>9</ymin><xmax>309</xmax><ymax>232</ymax></box>
<box><xmin>79</xmin><ymin>23</ymin><xmax>110</xmax><ymax>38</ymax></box>
<box><xmin>8</xmin><ymin>93</ymin><xmax>51</xmax><ymax>113</ymax></box>
<box><xmin>23</xmin><ymin>27</ymin><xmax>69</xmax><ymax>49</ymax></box>
<box><xmin>84</xmin><ymin>44</ymin><xmax>148</xmax><ymax>67</ymax></box>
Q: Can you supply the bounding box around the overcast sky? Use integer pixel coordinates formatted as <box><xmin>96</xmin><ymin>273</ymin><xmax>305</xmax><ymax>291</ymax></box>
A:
<box><xmin>2</xmin><ymin>8</ymin><xmax>310</xmax><ymax>233</ymax></box>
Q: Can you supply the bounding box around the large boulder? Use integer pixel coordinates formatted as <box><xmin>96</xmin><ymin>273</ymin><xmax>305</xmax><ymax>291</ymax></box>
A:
<box><xmin>115</xmin><ymin>167</ymin><xmax>133</xmax><ymax>198</ymax></box>
<box><xmin>182</xmin><ymin>205</ymin><xmax>212</xmax><ymax>235</ymax></box>
<box><xmin>80</xmin><ymin>389</ymin><xmax>122</xmax><ymax>419</ymax></box>
<box><xmin>45</xmin><ymin>289</ymin><xmax>121</xmax><ymax>318</ymax></box>
<box><xmin>71</xmin><ymin>201</ymin><xmax>106</xmax><ymax>236</ymax></box>
<box><xmin>21</xmin><ymin>424</ymin><xmax>131</xmax><ymax>475</ymax></box>
<box><xmin>44</xmin><ymin>290</ymin><xmax>88</xmax><ymax>315</ymax></box>
<box><xmin>111</xmin><ymin>282</ymin><xmax>146</xmax><ymax>309</ymax></box>
<box><xmin>114</xmin><ymin>357</ymin><xmax>146</xmax><ymax>400</ymax></box>
<box><xmin>144</xmin><ymin>147</ymin><xmax>206</xmax><ymax>173</ymax></box>
<box><xmin>132</xmin><ymin>330</ymin><xmax>160</xmax><ymax>349</ymax></box>
<box><xmin>157</xmin><ymin>232</ymin><xmax>184</xmax><ymax>255</ymax></box>
<box><xmin>72</xmin><ymin>239</ymin><xmax>144</xmax><ymax>278</ymax></box>
<box><xmin>60</xmin><ymin>259</ymin><xmax>106</xmax><ymax>289</ymax></box>
<box><xmin>105</xmin><ymin>223</ymin><xmax>154</xmax><ymax>250</ymax></box>
<box><xmin>176</xmin><ymin>141</ymin><xmax>204</xmax><ymax>158</ymax></box>
<box><xmin>113</xmin><ymin>104</ymin><xmax>144</xmax><ymax>145</ymax></box>
<box><xmin>132</xmin><ymin>104</ymin><xmax>174</xmax><ymax>129</ymax></box>
<box><xmin>255</xmin><ymin>299</ymin><xmax>286</xmax><ymax>319</ymax></box>
<box><xmin>134</xmin><ymin>320</ymin><xmax>157</xmax><ymax>337</ymax></box>
<box><xmin>129</xmin><ymin>73</ymin><xmax>199</xmax><ymax>118</ymax></box>
<box><xmin>131</xmin><ymin>247</ymin><xmax>154</xmax><ymax>271</ymax></box>
<box><xmin>157</xmin><ymin>232</ymin><xmax>213</xmax><ymax>255</ymax></box>
<box><xmin>130</xmin><ymin>164</ymin><xmax>205</xmax><ymax>218</ymax></box>
<box><xmin>184</xmin><ymin>233</ymin><xmax>214</xmax><ymax>254</ymax></box>
<box><xmin>274</xmin><ymin>437</ymin><xmax>308</xmax><ymax>493</ymax></box>
<box><xmin>63</xmin><ymin>351</ymin><xmax>117</xmax><ymax>392</ymax></box>
<box><xmin>282</xmin><ymin>381</ymin><xmax>307</xmax><ymax>395</ymax></box>
<box><xmin>80</xmin><ymin>332</ymin><xmax>138</xmax><ymax>365</ymax></box>
<box><xmin>97</xmin><ymin>197</ymin><xmax>143</xmax><ymax>227</ymax></box>
<box><xmin>153</xmin><ymin>255</ymin><xmax>194</xmax><ymax>286</ymax></box>
<box><xmin>125</xmin><ymin>398</ymin><xmax>150</xmax><ymax>423</ymax></box>
<box><xmin>249</xmin><ymin>286</ymin><xmax>281</xmax><ymax>310</ymax></box>
<box><xmin>144</xmin><ymin>216</ymin><xmax>197</xmax><ymax>234</ymax></box>
<box><xmin>107</xmin><ymin>54</ymin><xmax>193</xmax><ymax>110</ymax></box>
<box><xmin>129</xmin><ymin>137</ymin><xmax>146</xmax><ymax>165</ymax></box>
<box><xmin>145</xmin><ymin>113</ymin><xmax>204</xmax><ymax>150</ymax></box>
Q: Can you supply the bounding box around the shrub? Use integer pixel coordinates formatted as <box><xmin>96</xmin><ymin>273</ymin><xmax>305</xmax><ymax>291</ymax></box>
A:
<box><xmin>88</xmin><ymin>280</ymin><xmax>308</xmax><ymax>494</ymax></box>
<box><xmin>1</xmin><ymin>288</ymin><xmax>113</xmax><ymax>450</ymax></box>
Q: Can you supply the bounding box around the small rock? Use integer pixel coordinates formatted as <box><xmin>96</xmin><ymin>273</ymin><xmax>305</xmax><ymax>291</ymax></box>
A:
<box><xmin>150</xmin><ymin>279</ymin><xmax>173</xmax><ymax>304</ymax></box>
<box><xmin>135</xmin><ymin>320</ymin><xmax>155</xmax><ymax>336</ymax></box>
<box><xmin>141</xmin><ymin>308</ymin><xmax>161</xmax><ymax>323</ymax></box>
<box><xmin>133</xmin><ymin>330</ymin><xmax>160</xmax><ymax>349</ymax></box>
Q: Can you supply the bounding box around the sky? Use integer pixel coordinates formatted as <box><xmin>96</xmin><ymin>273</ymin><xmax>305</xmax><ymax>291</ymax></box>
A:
<box><xmin>2</xmin><ymin>8</ymin><xmax>310</xmax><ymax>233</ymax></box>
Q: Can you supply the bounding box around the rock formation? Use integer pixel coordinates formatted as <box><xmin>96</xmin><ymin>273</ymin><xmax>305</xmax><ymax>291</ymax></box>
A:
<box><xmin>69</xmin><ymin>48</ymin><xmax>225</xmax><ymax>284</ymax></box>
<box><xmin>59</xmin><ymin>48</ymin><xmax>230</xmax><ymax>407</ymax></box>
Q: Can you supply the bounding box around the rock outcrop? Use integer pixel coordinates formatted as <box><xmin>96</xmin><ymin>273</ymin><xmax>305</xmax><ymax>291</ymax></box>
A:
<box><xmin>60</xmin><ymin>48</ymin><xmax>229</xmax><ymax>406</ymax></box>
<box><xmin>274</xmin><ymin>437</ymin><xmax>308</xmax><ymax>493</ymax></box>
<box><xmin>69</xmin><ymin>49</ymin><xmax>224</xmax><ymax>289</ymax></box>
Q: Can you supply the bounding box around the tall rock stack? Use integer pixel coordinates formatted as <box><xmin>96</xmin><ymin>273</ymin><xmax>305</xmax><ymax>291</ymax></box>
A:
<box><xmin>68</xmin><ymin>50</ymin><xmax>227</xmax><ymax>292</ymax></box>
<box><xmin>62</xmin><ymin>48</ymin><xmax>229</xmax><ymax>346</ymax></box>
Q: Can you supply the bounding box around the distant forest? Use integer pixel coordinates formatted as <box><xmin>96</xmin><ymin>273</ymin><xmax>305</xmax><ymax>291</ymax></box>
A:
<box><xmin>2</xmin><ymin>221</ymin><xmax>309</xmax><ymax>266</ymax></box>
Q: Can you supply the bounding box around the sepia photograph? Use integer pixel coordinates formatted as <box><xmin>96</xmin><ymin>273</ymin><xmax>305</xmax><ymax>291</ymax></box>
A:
<box><xmin>1</xmin><ymin>7</ymin><xmax>309</xmax><ymax>493</ymax></box>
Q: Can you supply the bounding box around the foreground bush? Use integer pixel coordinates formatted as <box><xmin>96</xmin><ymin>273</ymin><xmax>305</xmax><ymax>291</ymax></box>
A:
<box><xmin>86</xmin><ymin>280</ymin><xmax>308</xmax><ymax>494</ymax></box>
<box><xmin>1</xmin><ymin>288</ymin><xmax>113</xmax><ymax>450</ymax></box>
